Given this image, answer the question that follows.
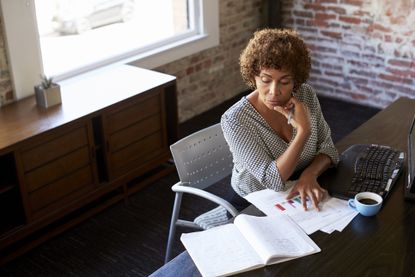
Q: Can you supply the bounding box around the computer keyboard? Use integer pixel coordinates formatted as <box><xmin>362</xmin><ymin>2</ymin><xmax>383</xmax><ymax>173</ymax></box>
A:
<box><xmin>348</xmin><ymin>144</ymin><xmax>405</xmax><ymax>198</ymax></box>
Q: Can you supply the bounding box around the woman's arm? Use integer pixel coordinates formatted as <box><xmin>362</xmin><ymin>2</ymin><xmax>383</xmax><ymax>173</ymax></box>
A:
<box><xmin>274</xmin><ymin>92</ymin><xmax>336</xmax><ymax>211</ymax></box>
<box><xmin>275</xmin><ymin>128</ymin><xmax>309</xmax><ymax>181</ymax></box>
<box><xmin>274</xmin><ymin>97</ymin><xmax>311</xmax><ymax>181</ymax></box>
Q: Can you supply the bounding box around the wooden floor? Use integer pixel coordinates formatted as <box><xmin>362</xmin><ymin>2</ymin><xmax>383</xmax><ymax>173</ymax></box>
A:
<box><xmin>0</xmin><ymin>94</ymin><xmax>380</xmax><ymax>276</ymax></box>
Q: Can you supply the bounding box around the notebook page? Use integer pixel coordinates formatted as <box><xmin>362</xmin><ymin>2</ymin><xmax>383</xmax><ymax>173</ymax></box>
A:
<box><xmin>234</xmin><ymin>214</ymin><xmax>319</xmax><ymax>264</ymax></box>
<box><xmin>181</xmin><ymin>223</ymin><xmax>263</xmax><ymax>277</ymax></box>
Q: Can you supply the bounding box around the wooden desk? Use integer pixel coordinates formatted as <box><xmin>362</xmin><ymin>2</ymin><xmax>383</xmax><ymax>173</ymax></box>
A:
<box><xmin>152</xmin><ymin>97</ymin><xmax>415</xmax><ymax>276</ymax></box>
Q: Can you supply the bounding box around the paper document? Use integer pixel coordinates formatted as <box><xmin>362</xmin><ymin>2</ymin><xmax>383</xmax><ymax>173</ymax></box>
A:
<box><xmin>181</xmin><ymin>214</ymin><xmax>320</xmax><ymax>277</ymax></box>
<box><xmin>244</xmin><ymin>188</ymin><xmax>358</xmax><ymax>234</ymax></box>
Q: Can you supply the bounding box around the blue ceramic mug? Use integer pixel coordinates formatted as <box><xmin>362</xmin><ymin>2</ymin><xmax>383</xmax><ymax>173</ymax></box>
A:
<box><xmin>348</xmin><ymin>192</ymin><xmax>383</xmax><ymax>216</ymax></box>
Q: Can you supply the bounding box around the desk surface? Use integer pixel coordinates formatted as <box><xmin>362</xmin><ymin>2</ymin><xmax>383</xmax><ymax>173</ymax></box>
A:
<box><xmin>152</xmin><ymin>97</ymin><xmax>415</xmax><ymax>277</ymax></box>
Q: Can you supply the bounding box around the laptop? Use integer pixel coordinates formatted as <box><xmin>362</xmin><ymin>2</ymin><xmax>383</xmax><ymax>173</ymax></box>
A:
<box><xmin>320</xmin><ymin>116</ymin><xmax>415</xmax><ymax>200</ymax></box>
<box><xmin>405</xmin><ymin>114</ymin><xmax>415</xmax><ymax>200</ymax></box>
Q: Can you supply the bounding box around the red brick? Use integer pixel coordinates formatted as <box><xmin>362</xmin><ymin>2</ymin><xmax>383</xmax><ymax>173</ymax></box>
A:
<box><xmin>315</xmin><ymin>13</ymin><xmax>337</xmax><ymax>21</ymax></box>
<box><xmin>349</xmin><ymin>69</ymin><xmax>376</xmax><ymax>78</ymax></box>
<box><xmin>316</xmin><ymin>0</ymin><xmax>337</xmax><ymax>3</ymax></box>
<box><xmin>283</xmin><ymin>18</ymin><xmax>295</xmax><ymax>25</ymax></box>
<box><xmin>339</xmin><ymin>16</ymin><xmax>361</xmax><ymax>24</ymax></box>
<box><xmin>186</xmin><ymin>67</ymin><xmax>194</xmax><ymax>75</ymax></box>
<box><xmin>321</xmin><ymin>31</ymin><xmax>342</xmax><ymax>39</ymax></box>
<box><xmin>296</xmin><ymin>19</ymin><xmax>306</xmax><ymax>25</ymax></box>
<box><xmin>349</xmin><ymin>92</ymin><xmax>368</xmax><ymax>101</ymax></box>
<box><xmin>368</xmin><ymin>23</ymin><xmax>392</xmax><ymax>33</ymax></box>
<box><xmin>293</xmin><ymin>10</ymin><xmax>313</xmax><ymax>18</ymax></box>
<box><xmin>324</xmin><ymin>71</ymin><xmax>343</xmax><ymax>77</ymax></box>
<box><xmin>388</xmin><ymin>59</ymin><xmax>413</xmax><ymax>68</ymax></box>
<box><xmin>386</xmin><ymin>67</ymin><xmax>415</xmax><ymax>78</ymax></box>
<box><xmin>304</xmin><ymin>3</ymin><xmax>326</xmax><ymax>12</ymax></box>
<box><xmin>384</xmin><ymin>35</ymin><xmax>393</xmax><ymax>43</ymax></box>
<box><xmin>385</xmin><ymin>91</ymin><xmax>397</xmax><ymax>99</ymax></box>
<box><xmin>341</xmin><ymin>50</ymin><xmax>360</xmax><ymax>59</ymax></box>
<box><xmin>327</xmin><ymin>7</ymin><xmax>346</xmax><ymax>14</ymax></box>
<box><xmin>307</xmin><ymin>19</ymin><xmax>329</xmax><ymax>28</ymax></box>
<box><xmin>342</xmin><ymin>0</ymin><xmax>364</xmax><ymax>6</ymax></box>
<box><xmin>203</xmin><ymin>60</ymin><xmax>212</xmax><ymax>69</ymax></box>
<box><xmin>352</xmin><ymin>10</ymin><xmax>370</xmax><ymax>16</ymax></box>
<box><xmin>349</xmin><ymin>76</ymin><xmax>369</xmax><ymax>85</ymax></box>
<box><xmin>362</xmin><ymin>54</ymin><xmax>385</xmax><ymax>64</ymax></box>
<box><xmin>311</xmin><ymin>68</ymin><xmax>323</xmax><ymax>75</ymax></box>
<box><xmin>348</xmin><ymin>60</ymin><xmax>369</xmax><ymax>67</ymax></box>
<box><xmin>321</xmin><ymin>63</ymin><xmax>342</xmax><ymax>71</ymax></box>
<box><xmin>363</xmin><ymin>45</ymin><xmax>376</xmax><ymax>54</ymax></box>
<box><xmin>371</xmin><ymin>80</ymin><xmax>393</xmax><ymax>89</ymax></box>
<box><xmin>379</xmin><ymin>73</ymin><xmax>412</xmax><ymax>84</ymax></box>
<box><xmin>343</xmin><ymin>42</ymin><xmax>362</xmax><ymax>51</ymax></box>
<box><xmin>390</xmin><ymin>16</ymin><xmax>406</xmax><ymax>25</ymax></box>
<box><xmin>195</xmin><ymin>63</ymin><xmax>203</xmax><ymax>72</ymax></box>
<box><xmin>355</xmin><ymin>85</ymin><xmax>373</xmax><ymax>94</ymax></box>
<box><xmin>395</xmin><ymin>37</ymin><xmax>404</xmax><ymax>43</ymax></box>
<box><xmin>190</xmin><ymin>56</ymin><xmax>201</xmax><ymax>64</ymax></box>
<box><xmin>319</xmin><ymin>77</ymin><xmax>341</xmax><ymax>87</ymax></box>
<box><xmin>396</xmin><ymin>85</ymin><xmax>415</xmax><ymax>95</ymax></box>
<box><xmin>312</xmin><ymin>83</ymin><xmax>335</xmax><ymax>93</ymax></box>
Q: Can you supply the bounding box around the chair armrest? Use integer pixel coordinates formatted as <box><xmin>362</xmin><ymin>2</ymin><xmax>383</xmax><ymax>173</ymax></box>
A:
<box><xmin>172</xmin><ymin>182</ymin><xmax>239</xmax><ymax>217</ymax></box>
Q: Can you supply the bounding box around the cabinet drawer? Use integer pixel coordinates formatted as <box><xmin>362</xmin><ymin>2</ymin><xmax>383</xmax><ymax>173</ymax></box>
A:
<box><xmin>110</xmin><ymin>131</ymin><xmax>164</xmax><ymax>177</ymax></box>
<box><xmin>25</xmin><ymin>147</ymin><xmax>91</xmax><ymax>192</ymax></box>
<box><xmin>109</xmin><ymin>113</ymin><xmax>161</xmax><ymax>152</ymax></box>
<box><xmin>103</xmin><ymin>89</ymin><xmax>168</xmax><ymax>179</ymax></box>
<box><xmin>18</xmin><ymin>122</ymin><xmax>98</xmax><ymax>219</ymax></box>
<box><xmin>106</xmin><ymin>90</ymin><xmax>161</xmax><ymax>134</ymax></box>
<box><xmin>21</xmin><ymin>127</ymin><xmax>89</xmax><ymax>172</ymax></box>
<box><xmin>28</xmin><ymin>166</ymin><xmax>94</xmax><ymax>214</ymax></box>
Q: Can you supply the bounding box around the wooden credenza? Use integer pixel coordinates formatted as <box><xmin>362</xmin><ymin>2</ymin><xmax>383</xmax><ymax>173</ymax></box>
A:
<box><xmin>0</xmin><ymin>65</ymin><xmax>177</xmax><ymax>264</ymax></box>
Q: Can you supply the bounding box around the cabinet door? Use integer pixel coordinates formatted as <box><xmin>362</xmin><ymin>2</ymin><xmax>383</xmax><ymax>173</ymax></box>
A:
<box><xmin>18</xmin><ymin>121</ymin><xmax>98</xmax><ymax>220</ymax></box>
<box><xmin>103</xmin><ymin>88</ymin><xmax>169</xmax><ymax>180</ymax></box>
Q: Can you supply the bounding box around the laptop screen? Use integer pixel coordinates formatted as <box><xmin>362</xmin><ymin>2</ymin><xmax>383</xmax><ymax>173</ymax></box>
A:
<box><xmin>408</xmin><ymin>115</ymin><xmax>415</xmax><ymax>192</ymax></box>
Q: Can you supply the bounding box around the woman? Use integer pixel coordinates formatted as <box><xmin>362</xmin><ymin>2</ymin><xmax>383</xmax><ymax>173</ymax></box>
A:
<box><xmin>221</xmin><ymin>28</ymin><xmax>339</xmax><ymax>211</ymax></box>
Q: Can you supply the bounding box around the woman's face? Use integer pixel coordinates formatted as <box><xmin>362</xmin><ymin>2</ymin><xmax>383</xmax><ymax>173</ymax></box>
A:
<box><xmin>254</xmin><ymin>68</ymin><xmax>294</xmax><ymax>110</ymax></box>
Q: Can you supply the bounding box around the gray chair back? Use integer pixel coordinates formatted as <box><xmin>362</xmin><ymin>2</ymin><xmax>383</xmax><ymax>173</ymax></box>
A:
<box><xmin>170</xmin><ymin>123</ymin><xmax>233</xmax><ymax>189</ymax></box>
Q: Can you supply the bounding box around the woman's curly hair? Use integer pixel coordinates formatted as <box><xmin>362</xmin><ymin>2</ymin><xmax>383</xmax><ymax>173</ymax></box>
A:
<box><xmin>240</xmin><ymin>28</ymin><xmax>311</xmax><ymax>91</ymax></box>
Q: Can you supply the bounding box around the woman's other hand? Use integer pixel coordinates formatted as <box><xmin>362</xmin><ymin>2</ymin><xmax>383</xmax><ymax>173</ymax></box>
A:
<box><xmin>285</xmin><ymin>173</ymin><xmax>328</xmax><ymax>211</ymax></box>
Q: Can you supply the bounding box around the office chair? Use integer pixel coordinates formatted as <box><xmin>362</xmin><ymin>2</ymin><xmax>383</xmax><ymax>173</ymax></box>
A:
<box><xmin>164</xmin><ymin>123</ymin><xmax>239</xmax><ymax>263</ymax></box>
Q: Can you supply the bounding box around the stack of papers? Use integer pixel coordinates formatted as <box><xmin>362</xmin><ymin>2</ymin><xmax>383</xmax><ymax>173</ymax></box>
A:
<box><xmin>244</xmin><ymin>188</ymin><xmax>358</xmax><ymax>235</ymax></box>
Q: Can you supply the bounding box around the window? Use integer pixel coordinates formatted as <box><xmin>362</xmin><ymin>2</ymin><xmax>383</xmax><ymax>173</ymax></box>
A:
<box><xmin>1</xmin><ymin>0</ymin><xmax>218</xmax><ymax>99</ymax></box>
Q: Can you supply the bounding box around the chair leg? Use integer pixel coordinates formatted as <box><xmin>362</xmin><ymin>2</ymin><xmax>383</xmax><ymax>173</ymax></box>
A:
<box><xmin>164</xmin><ymin>192</ymin><xmax>183</xmax><ymax>264</ymax></box>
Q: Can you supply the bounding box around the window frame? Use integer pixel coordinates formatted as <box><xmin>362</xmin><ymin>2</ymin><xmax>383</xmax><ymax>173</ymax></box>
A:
<box><xmin>0</xmin><ymin>0</ymin><xmax>219</xmax><ymax>100</ymax></box>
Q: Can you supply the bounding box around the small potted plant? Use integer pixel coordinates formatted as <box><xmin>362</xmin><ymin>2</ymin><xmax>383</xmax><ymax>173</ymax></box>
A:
<box><xmin>34</xmin><ymin>74</ymin><xmax>62</xmax><ymax>108</ymax></box>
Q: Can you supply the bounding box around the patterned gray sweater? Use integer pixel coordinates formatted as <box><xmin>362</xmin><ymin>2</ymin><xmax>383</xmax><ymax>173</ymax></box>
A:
<box><xmin>221</xmin><ymin>83</ymin><xmax>339</xmax><ymax>197</ymax></box>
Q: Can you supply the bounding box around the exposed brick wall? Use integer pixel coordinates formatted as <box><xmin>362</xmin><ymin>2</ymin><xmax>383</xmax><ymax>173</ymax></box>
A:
<box><xmin>282</xmin><ymin>0</ymin><xmax>415</xmax><ymax>108</ymax></box>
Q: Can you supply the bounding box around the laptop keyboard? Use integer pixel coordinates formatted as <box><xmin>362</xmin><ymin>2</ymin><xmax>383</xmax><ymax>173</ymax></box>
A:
<box><xmin>348</xmin><ymin>145</ymin><xmax>405</xmax><ymax>198</ymax></box>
